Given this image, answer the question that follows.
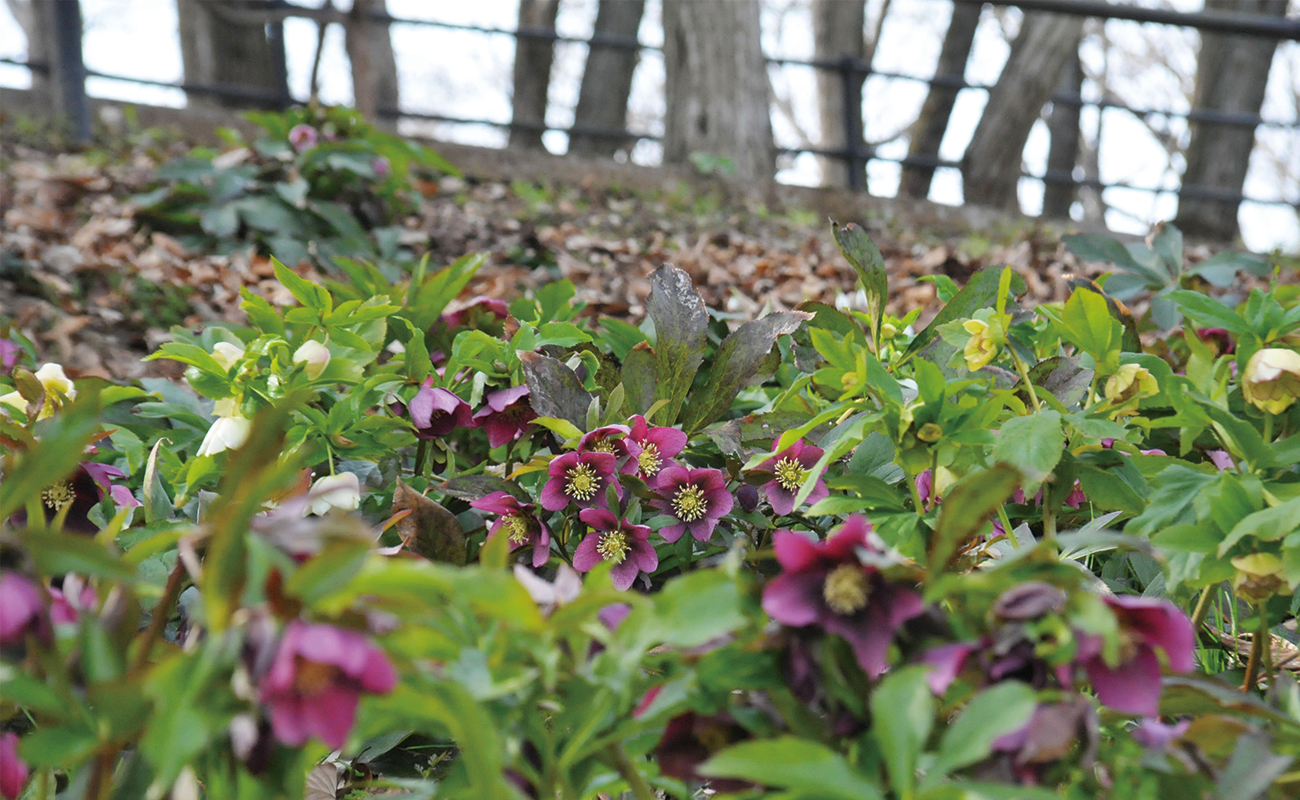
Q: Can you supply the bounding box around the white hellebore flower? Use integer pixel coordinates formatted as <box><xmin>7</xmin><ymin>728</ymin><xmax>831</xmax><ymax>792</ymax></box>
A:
<box><xmin>197</xmin><ymin>399</ymin><xmax>251</xmax><ymax>457</ymax></box>
<box><xmin>211</xmin><ymin>342</ymin><xmax>245</xmax><ymax>371</ymax></box>
<box><xmin>293</xmin><ymin>340</ymin><xmax>331</xmax><ymax>380</ymax></box>
<box><xmin>307</xmin><ymin>472</ymin><xmax>361</xmax><ymax>516</ymax></box>
<box><xmin>1</xmin><ymin>363</ymin><xmax>77</xmax><ymax>419</ymax></box>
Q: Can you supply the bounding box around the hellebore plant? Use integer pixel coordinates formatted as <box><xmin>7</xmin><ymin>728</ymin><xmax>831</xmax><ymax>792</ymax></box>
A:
<box><xmin>1077</xmin><ymin>595</ymin><xmax>1195</xmax><ymax>717</ymax></box>
<box><xmin>572</xmin><ymin>508</ymin><xmax>657</xmax><ymax>590</ymax></box>
<box><xmin>623</xmin><ymin>415</ymin><xmax>688</xmax><ymax>487</ymax></box>
<box><xmin>473</xmin><ymin>385</ymin><xmax>537</xmax><ymax>448</ymax></box>
<box><xmin>472</xmin><ymin>491</ymin><xmax>552</xmax><ymax>568</ymax></box>
<box><xmin>540</xmin><ymin>451</ymin><xmax>621</xmax><ymax>511</ymax></box>
<box><xmin>258</xmin><ymin>621</ymin><xmax>397</xmax><ymax>749</ymax></box>
<box><xmin>409</xmin><ymin>380</ymin><xmax>475</xmax><ymax>439</ymax></box>
<box><xmin>762</xmin><ymin>516</ymin><xmax>923</xmax><ymax>677</ymax></box>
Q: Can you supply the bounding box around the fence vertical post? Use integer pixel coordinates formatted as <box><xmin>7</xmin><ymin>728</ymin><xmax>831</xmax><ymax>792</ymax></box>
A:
<box><xmin>49</xmin><ymin>0</ymin><xmax>91</xmax><ymax>143</ymax></box>
<box><xmin>839</xmin><ymin>55</ymin><xmax>865</xmax><ymax>191</ymax></box>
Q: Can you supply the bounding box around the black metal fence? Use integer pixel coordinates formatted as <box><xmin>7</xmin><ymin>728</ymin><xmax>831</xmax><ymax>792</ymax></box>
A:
<box><xmin>3</xmin><ymin>0</ymin><xmax>1297</xmax><ymax>215</ymax></box>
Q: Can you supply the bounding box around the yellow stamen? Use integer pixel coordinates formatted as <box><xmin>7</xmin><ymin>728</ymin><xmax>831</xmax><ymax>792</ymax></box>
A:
<box><xmin>502</xmin><ymin>513</ymin><xmax>531</xmax><ymax>545</ymax></box>
<box><xmin>293</xmin><ymin>658</ymin><xmax>341</xmax><ymax>696</ymax></box>
<box><xmin>591</xmin><ymin>440</ymin><xmax>617</xmax><ymax>454</ymax></box>
<box><xmin>638</xmin><ymin>443</ymin><xmax>662</xmax><ymax>476</ymax></box>
<box><xmin>822</xmin><ymin>564</ymin><xmax>870</xmax><ymax>615</ymax></box>
<box><xmin>671</xmin><ymin>484</ymin><xmax>708</xmax><ymax>522</ymax></box>
<box><xmin>42</xmin><ymin>480</ymin><xmax>75</xmax><ymax>511</ymax></box>
<box><xmin>774</xmin><ymin>457</ymin><xmax>807</xmax><ymax>491</ymax></box>
<box><xmin>596</xmin><ymin>531</ymin><xmax>630</xmax><ymax>565</ymax></box>
<box><xmin>566</xmin><ymin>463</ymin><xmax>602</xmax><ymax>501</ymax></box>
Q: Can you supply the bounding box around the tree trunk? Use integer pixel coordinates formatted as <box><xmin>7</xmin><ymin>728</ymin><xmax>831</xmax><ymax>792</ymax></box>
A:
<box><xmin>1174</xmin><ymin>0</ymin><xmax>1285</xmax><ymax>242</ymax></box>
<box><xmin>4</xmin><ymin>0</ymin><xmax>51</xmax><ymax>99</ymax></box>
<box><xmin>176</xmin><ymin>0</ymin><xmax>289</xmax><ymax>109</ymax></box>
<box><xmin>570</xmin><ymin>0</ymin><xmax>645</xmax><ymax>158</ymax></box>
<box><xmin>1042</xmin><ymin>51</ymin><xmax>1082</xmax><ymax>219</ymax></box>
<box><xmin>898</xmin><ymin>0</ymin><xmax>979</xmax><ymax>199</ymax></box>
<box><xmin>812</xmin><ymin>0</ymin><xmax>865</xmax><ymax>188</ymax></box>
<box><xmin>509</xmin><ymin>0</ymin><xmax>560</xmax><ymax>150</ymax></box>
<box><xmin>345</xmin><ymin>0</ymin><xmax>399</xmax><ymax>128</ymax></box>
<box><xmin>962</xmin><ymin>12</ymin><xmax>1084</xmax><ymax>211</ymax></box>
<box><xmin>662</xmin><ymin>0</ymin><xmax>773</xmax><ymax>182</ymax></box>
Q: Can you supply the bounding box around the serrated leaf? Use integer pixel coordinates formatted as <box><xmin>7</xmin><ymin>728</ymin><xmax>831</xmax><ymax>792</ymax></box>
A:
<box><xmin>992</xmin><ymin>411</ymin><xmax>1064</xmax><ymax>494</ymax></box>
<box><xmin>647</xmin><ymin>265</ymin><xmax>708</xmax><ymax>425</ymax></box>
<box><xmin>832</xmin><ymin>221</ymin><xmax>888</xmax><ymax>341</ymax></box>
<box><xmin>519</xmin><ymin>352</ymin><xmax>593</xmax><ymax>431</ymax></box>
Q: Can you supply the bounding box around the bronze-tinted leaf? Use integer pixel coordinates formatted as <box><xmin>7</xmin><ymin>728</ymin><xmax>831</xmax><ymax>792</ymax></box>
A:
<box><xmin>393</xmin><ymin>479</ymin><xmax>466</xmax><ymax>565</ymax></box>
<box><xmin>519</xmin><ymin>351</ymin><xmax>592</xmax><ymax>430</ymax></box>
<box><xmin>647</xmin><ymin>264</ymin><xmax>708</xmax><ymax>425</ymax></box>
<box><xmin>621</xmin><ymin>341</ymin><xmax>656</xmax><ymax>416</ymax></box>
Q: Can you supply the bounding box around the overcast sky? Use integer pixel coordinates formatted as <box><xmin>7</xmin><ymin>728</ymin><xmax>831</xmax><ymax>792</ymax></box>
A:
<box><xmin>1</xmin><ymin>0</ymin><xmax>1296</xmax><ymax>252</ymax></box>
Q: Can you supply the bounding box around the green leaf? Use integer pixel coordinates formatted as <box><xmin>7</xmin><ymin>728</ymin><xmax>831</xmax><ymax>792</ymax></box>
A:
<box><xmin>906</xmin><ymin>267</ymin><xmax>1021</xmax><ymax>359</ymax></box>
<box><xmin>272</xmin><ymin>257</ymin><xmax>330</xmax><ymax>312</ymax></box>
<box><xmin>832</xmin><ymin>221</ymin><xmax>888</xmax><ymax>342</ymax></box>
<box><xmin>1126</xmin><ymin>465</ymin><xmax>1217</xmax><ymax>538</ymax></box>
<box><xmin>681</xmin><ymin>311</ymin><xmax>810</xmax><ymax>433</ymax></box>
<box><xmin>1062</xmin><ymin>232</ymin><xmax>1163</xmax><ymax>285</ymax></box>
<box><xmin>285</xmin><ymin>539</ymin><xmax>372</xmax><ymax>604</ymax></box>
<box><xmin>871</xmin><ymin>666</ymin><xmax>934</xmax><ymax>799</ymax></box>
<box><xmin>24</xmin><ymin>532</ymin><xmax>136</xmax><ymax>583</ymax></box>
<box><xmin>620</xmin><ymin>342</ymin><xmax>657</xmax><ymax>416</ymax></box>
<box><xmin>699</xmin><ymin>737</ymin><xmax>884</xmax><ymax>800</ymax></box>
<box><xmin>991</xmin><ymin>411</ymin><xmax>1063</xmax><ymax>494</ymax></box>
<box><xmin>645</xmin><ymin>569</ymin><xmax>746</xmax><ymax>648</ymax></box>
<box><xmin>599</xmin><ymin>317</ymin><xmax>648</xmax><ymax>361</ymax></box>
<box><xmin>1219</xmin><ymin>496</ymin><xmax>1300</xmax><ymax>556</ymax></box>
<box><xmin>928</xmin><ymin>464</ymin><xmax>1021</xmax><ymax>574</ymax></box>
<box><xmin>929</xmin><ymin>682</ymin><xmax>1037</xmax><ymax>781</ymax></box>
<box><xmin>647</xmin><ymin>265</ymin><xmax>708</xmax><ymax>425</ymax></box>
<box><xmin>1055</xmin><ymin>288</ymin><xmax>1121</xmax><ymax>370</ymax></box>
<box><xmin>1169</xmin><ymin>290</ymin><xmax>1250</xmax><ymax>334</ymax></box>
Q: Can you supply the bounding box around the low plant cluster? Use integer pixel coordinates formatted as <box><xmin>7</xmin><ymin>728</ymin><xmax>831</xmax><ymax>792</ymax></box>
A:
<box><xmin>5</xmin><ymin>193</ymin><xmax>1300</xmax><ymax>800</ymax></box>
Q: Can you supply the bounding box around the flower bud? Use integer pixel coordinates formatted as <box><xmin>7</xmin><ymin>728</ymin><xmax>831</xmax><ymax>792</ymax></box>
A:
<box><xmin>34</xmin><ymin>363</ymin><xmax>76</xmax><ymax>401</ymax></box>
<box><xmin>211</xmin><ymin>342</ymin><xmax>245</xmax><ymax>371</ymax></box>
<box><xmin>1242</xmin><ymin>348</ymin><xmax>1300</xmax><ymax>415</ymax></box>
<box><xmin>1103</xmin><ymin>363</ymin><xmax>1157</xmax><ymax>415</ymax></box>
<box><xmin>1231</xmin><ymin>553</ymin><xmax>1289</xmax><ymax>601</ymax></box>
<box><xmin>292</xmin><ymin>339</ymin><xmax>331</xmax><ymax>380</ymax></box>
<box><xmin>962</xmin><ymin>318</ymin><xmax>999</xmax><ymax>370</ymax></box>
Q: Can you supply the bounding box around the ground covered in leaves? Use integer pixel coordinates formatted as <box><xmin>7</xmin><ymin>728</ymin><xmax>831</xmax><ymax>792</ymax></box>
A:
<box><xmin>0</xmin><ymin>139</ymin><xmax>1274</xmax><ymax>383</ymax></box>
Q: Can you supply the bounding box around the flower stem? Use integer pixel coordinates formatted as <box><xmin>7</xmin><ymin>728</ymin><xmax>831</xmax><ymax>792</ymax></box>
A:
<box><xmin>605</xmin><ymin>744</ymin><xmax>656</xmax><ymax>800</ymax></box>
<box><xmin>1010</xmin><ymin>348</ymin><xmax>1042</xmax><ymax>413</ymax></box>
<box><xmin>1190</xmin><ymin>585</ymin><xmax>1215</xmax><ymax>634</ymax></box>
<box><xmin>413</xmin><ymin>440</ymin><xmax>428</xmax><ymax>477</ymax></box>
<box><xmin>1242</xmin><ymin>603</ymin><xmax>1268</xmax><ymax>692</ymax></box>
<box><xmin>908</xmin><ymin>471</ymin><xmax>925</xmax><ymax>516</ymax></box>
<box><xmin>1264</xmin><ymin>411</ymin><xmax>1275</xmax><ymax>443</ymax></box>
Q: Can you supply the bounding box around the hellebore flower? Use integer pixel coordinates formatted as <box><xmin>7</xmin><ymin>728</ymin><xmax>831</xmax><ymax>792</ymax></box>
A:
<box><xmin>0</xmin><ymin>572</ymin><xmax>45</xmax><ymax>646</ymax></box>
<box><xmin>306</xmin><ymin>472</ymin><xmax>361</xmax><ymax>516</ymax></box>
<box><xmin>654</xmin><ymin>712</ymin><xmax>756</xmax><ymax>793</ymax></box>
<box><xmin>756</xmin><ymin>438</ymin><xmax>828</xmax><ymax>516</ymax></box>
<box><xmin>211</xmin><ymin>341</ymin><xmax>245</xmax><ymax>371</ymax></box>
<box><xmin>409</xmin><ymin>379</ymin><xmax>475</xmax><ymax>439</ymax></box>
<box><xmin>1231</xmin><ymin>553</ymin><xmax>1288</xmax><ymax>601</ymax></box>
<box><xmin>572</xmin><ymin>508</ymin><xmax>657</xmax><ymax>591</ymax></box>
<box><xmin>472</xmin><ymin>492</ymin><xmax>551</xmax><ymax>568</ymax></box>
<box><xmin>371</xmin><ymin>156</ymin><xmax>391</xmax><ymax>178</ymax></box>
<box><xmin>514</xmin><ymin>563</ymin><xmax>581</xmax><ymax>611</ymax></box>
<box><xmin>259</xmin><ymin>621</ymin><xmax>397</xmax><ymax>749</ymax></box>
<box><xmin>540</xmin><ymin>451</ymin><xmax>621</xmax><ymax>511</ymax></box>
<box><xmin>0</xmin><ymin>362</ymin><xmax>78</xmax><ymax>420</ymax></box>
<box><xmin>0</xmin><ymin>733</ymin><xmax>28</xmax><ymax>800</ymax></box>
<box><xmin>197</xmin><ymin>405</ymin><xmax>252</xmax><ymax>457</ymax></box>
<box><xmin>651</xmin><ymin>466</ymin><xmax>733</xmax><ymax>543</ymax></box>
<box><xmin>1243</xmin><ymin>348</ymin><xmax>1300</xmax><ymax>415</ymax></box>
<box><xmin>33</xmin><ymin>461</ymin><xmax>134</xmax><ymax>534</ymax></box>
<box><xmin>623</xmin><ymin>415</ymin><xmax>687</xmax><ymax>486</ymax></box>
<box><xmin>473</xmin><ymin>385</ymin><xmax>537</xmax><ymax>448</ymax></box>
<box><xmin>48</xmin><ymin>575</ymin><xmax>96</xmax><ymax>626</ymax></box>
<box><xmin>992</xmin><ymin>694</ymin><xmax>1098</xmax><ymax>777</ymax></box>
<box><xmin>578</xmin><ymin>424</ymin><xmax>631</xmax><ymax>459</ymax></box>
<box><xmin>288</xmin><ymin>124</ymin><xmax>318</xmax><ymax>152</ymax></box>
<box><xmin>1131</xmin><ymin>717</ymin><xmax>1190</xmax><ymax>751</ymax></box>
<box><xmin>293</xmin><ymin>339</ymin><xmax>331</xmax><ymax>380</ymax></box>
<box><xmin>1196</xmin><ymin>327</ymin><xmax>1235</xmax><ymax>355</ymax></box>
<box><xmin>762</xmin><ymin>516</ymin><xmax>924</xmax><ymax>677</ymax></box>
<box><xmin>0</xmin><ymin>339</ymin><xmax>19</xmax><ymax>371</ymax></box>
<box><xmin>1079</xmin><ymin>595</ymin><xmax>1195</xmax><ymax>717</ymax></box>
<box><xmin>440</xmin><ymin>296</ymin><xmax>509</xmax><ymax>330</ymax></box>
<box><xmin>1104</xmin><ymin>363</ymin><xmax>1158</xmax><ymax>416</ymax></box>
<box><xmin>963</xmin><ymin>318</ymin><xmax>1001</xmax><ymax>370</ymax></box>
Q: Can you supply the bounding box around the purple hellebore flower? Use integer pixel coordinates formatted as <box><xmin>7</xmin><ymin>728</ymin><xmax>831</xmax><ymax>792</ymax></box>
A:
<box><xmin>0</xmin><ymin>572</ymin><xmax>46</xmax><ymax>646</ymax></box>
<box><xmin>992</xmin><ymin>695</ymin><xmax>1098</xmax><ymax>779</ymax></box>
<box><xmin>540</xmin><ymin>451</ymin><xmax>621</xmax><ymax>511</ymax></box>
<box><xmin>623</xmin><ymin>415</ymin><xmax>687</xmax><ymax>487</ymax></box>
<box><xmin>578</xmin><ymin>424</ymin><xmax>631</xmax><ymax>459</ymax></box>
<box><xmin>762</xmin><ymin>516</ymin><xmax>924</xmax><ymax>677</ymax></box>
<box><xmin>650</xmin><ymin>465</ymin><xmax>734</xmax><ymax>543</ymax></box>
<box><xmin>756</xmin><ymin>438</ymin><xmax>829</xmax><ymax>517</ymax></box>
<box><xmin>259</xmin><ymin>621</ymin><xmax>397</xmax><ymax>749</ymax></box>
<box><xmin>440</xmin><ymin>296</ymin><xmax>510</xmax><ymax>330</ymax></box>
<box><xmin>48</xmin><ymin>574</ymin><xmax>96</xmax><ymax>625</ymax></box>
<box><xmin>654</xmin><ymin>711</ymin><xmax>756</xmax><ymax>793</ymax></box>
<box><xmin>572</xmin><ymin>508</ymin><xmax>657</xmax><ymax>591</ymax></box>
<box><xmin>1207</xmin><ymin>450</ymin><xmax>1234</xmax><ymax>471</ymax></box>
<box><xmin>471</xmin><ymin>491</ymin><xmax>551</xmax><ymax>568</ymax></box>
<box><xmin>0</xmin><ymin>339</ymin><xmax>18</xmax><ymax>371</ymax></box>
<box><xmin>288</xmin><ymin>124</ymin><xmax>318</xmax><ymax>152</ymax></box>
<box><xmin>0</xmin><ymin>733</ymin><xmax>28</xmax><ymax>800</ymax></box>
<box><xmin>1131</xmin><ymin>717</ymin><xmax>1190</xmax><ymax>750</ymax></box>
<box><xmin>409</xmin><ymin>379</ymin><xmax>475</xmax><ymax>439</ymax></box>
<box><xmin>1078</xmin><ymin>594</ymin><xmax>1195</xmax><ymax>717</ymax></box>
<box><xmin>371</xmin><ymin>156</ymin><xmax>391</xmax><ymax>178</ymax></box>
<box><xmin>473</xmin><ymin>385</ymin><xmax>537</xmax><ymax>448</ymax></box>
